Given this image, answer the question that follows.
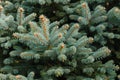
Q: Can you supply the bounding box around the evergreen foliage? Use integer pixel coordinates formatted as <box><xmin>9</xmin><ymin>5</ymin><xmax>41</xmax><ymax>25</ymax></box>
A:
<box><xmin>0</xmin><ymin>0</ymin><xmax>120</xmax><ymax>80</ymax></box>
<box><xmin>65</xmin><ymin>2</ymin><xmax>119</xmax><ymax>43</ymax></box>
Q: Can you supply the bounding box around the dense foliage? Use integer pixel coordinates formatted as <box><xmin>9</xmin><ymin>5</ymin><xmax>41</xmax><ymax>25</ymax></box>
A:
<box><xmin>0</xmin><ymin>0</ymin><xmax>120</xmax><ymax>80</ymax></box>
